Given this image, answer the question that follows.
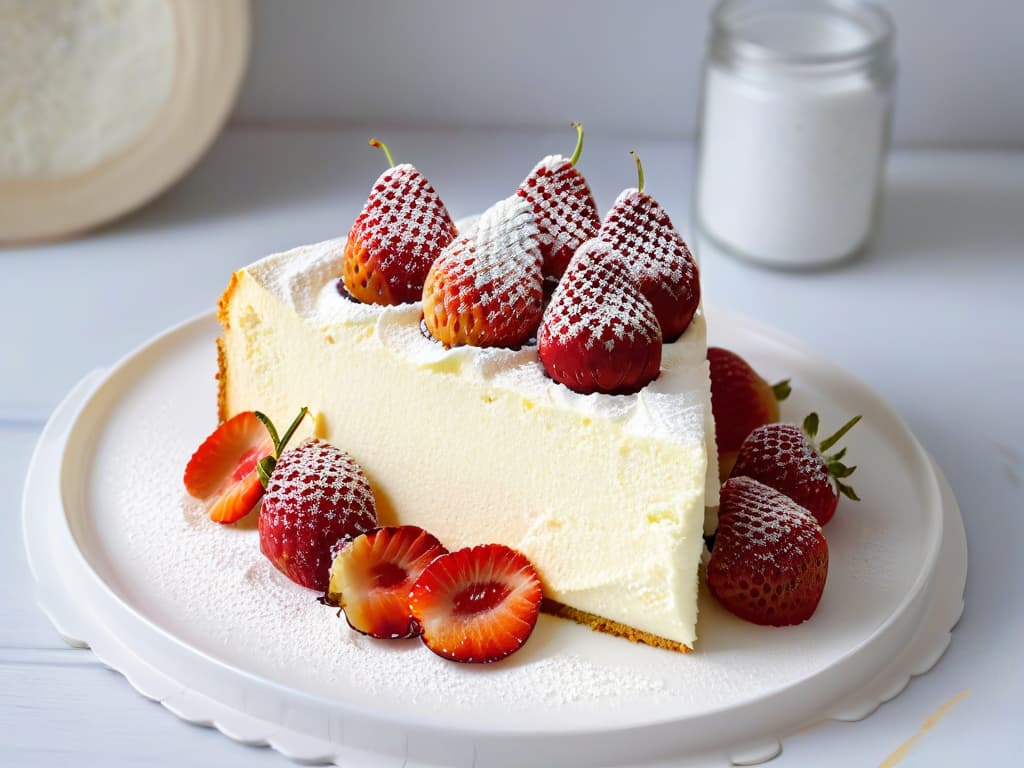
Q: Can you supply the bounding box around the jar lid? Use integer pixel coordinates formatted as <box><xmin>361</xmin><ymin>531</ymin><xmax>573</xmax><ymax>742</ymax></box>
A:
<box><xmin>710</xmin><ymin>0</ymin><xmax>894</xmax><ymax>77</ymax></box>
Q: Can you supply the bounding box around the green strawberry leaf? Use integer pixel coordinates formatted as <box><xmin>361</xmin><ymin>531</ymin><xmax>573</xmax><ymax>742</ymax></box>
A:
<box><xmin>837</xmin><ymin>480</ymin><xmax>860</xmax><ymax>502</ymax></box>
<box><xmin>772</xmin><ymin>379</ymin><xmax>792</xmax><ymax>402</ymax></box>
<box><xmin>803</xmin><ymin>412</ymin><xmax>820</xmax><ymax>440</ymax></box>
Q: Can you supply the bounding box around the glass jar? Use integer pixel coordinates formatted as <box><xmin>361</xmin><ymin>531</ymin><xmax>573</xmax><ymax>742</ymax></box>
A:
<box><xmin>694</xmin><ymin>0</ymin><xmax>896</xmax><ymax>268</ymax></box>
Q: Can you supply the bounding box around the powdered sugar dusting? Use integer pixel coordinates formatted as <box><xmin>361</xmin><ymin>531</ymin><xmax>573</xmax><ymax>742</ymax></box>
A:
<box><xmin>517</xmin><ymin>154</ymin><xmax>600</xmax><ymax>275</ymax></box>
<box><xmin>600</xmin><ymin>189</ymin><xmax>700</xmax><ymax>339</ymax></box>
<box><xmin>424</xmin><ymin>196</ymin><xmax>543</xmax><ymax>344</ymax></box>
<box><xmin>541</xmin><ymin>239</ymin><xmax>660</xmax><ymax>352</ymax></box>
<box><xmin>715</xmin><ymin>477</ymin><xmax>824</xmax><ymax>568</ymax></box>
<box><xmin>109</xmin><ymin>434</ymin><xmax>675</xmax><ymax>714</ymax></box>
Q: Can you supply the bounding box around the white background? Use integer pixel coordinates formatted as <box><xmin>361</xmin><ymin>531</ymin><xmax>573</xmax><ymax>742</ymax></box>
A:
<box><xmin>234</xmin><ymin>0</ymin><xmax>1024</xmax><ymax>147</ymax></box>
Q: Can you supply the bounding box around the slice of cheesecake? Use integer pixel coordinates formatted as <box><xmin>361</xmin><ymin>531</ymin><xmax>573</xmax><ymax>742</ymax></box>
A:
<box><xmin>217</xmin><ymin>238</ymin><xmax>718</xmax><ymax>651</ymax></box>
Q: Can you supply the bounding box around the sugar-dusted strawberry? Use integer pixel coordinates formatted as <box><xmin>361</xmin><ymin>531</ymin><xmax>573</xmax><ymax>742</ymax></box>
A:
<box><xmin>409</xmin><ymin>544</ymin><xmax>542</xmax><ymax>664</ymax></box>
<box><xmin>708</xmin><ymin>476</ymin><xmax>828</xmax><ymax>626</ymax></box>
<box><xmin>599</xmin><ymin>151</ymin><xmax>700</xmax><ymax>341</ymax></box>
<box><xmin>342</xmin><ymin>139</ymin><xmax>457</xmax><ymax>305</ymax></box>
<box><xmin>326</xmin><ymin>526</ymin><xmax>447</xmax><ymax>639</ymax></box>
<box><xmin>516</xmin><ymin>122</ymin><xmax>601</xmax><ymax>279</ymax></box>
<box><xmin>538</xmin><ymin>239</ymin><xmax>662</xmax><ymax>395</ymax></box>
<box><xmin>184</xmin><ymin>408</ymin><xmax>308</xmax><ymax>524</ymax></box>
<box><xmin>422</xmin><ymin>196</ymin><xmax>544</xmax><ymax>348</ymax></box>
<box><xmin>731</xmin><ymin>413</ymin><xmax>861</xmax><ymax>526</ymax></box>
<box><xmin>708</xmin><ymin>346</ymin><xmax>791</xmax><ymax>479</ymax></box>
<box><xmin>260</xmin><ymin>439</ymin><xmax>378</xmax><ymax>591</ymax></box>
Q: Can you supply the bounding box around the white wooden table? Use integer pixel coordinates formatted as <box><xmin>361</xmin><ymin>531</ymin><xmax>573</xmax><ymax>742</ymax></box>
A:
<box><xmin>3</xmin><ymin>127</ymin><xmax>1021</xmax><ymax>767</ymax></box>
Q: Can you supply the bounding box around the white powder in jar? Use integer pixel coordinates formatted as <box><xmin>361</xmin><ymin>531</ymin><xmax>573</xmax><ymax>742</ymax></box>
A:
<box><xmin>694</xmin><ymin>1</ymin><xmax>895</xmax><ymax>267</ymax></box>
<box><xmin>0</xmin><ymin>0</ymin><xmax>177</xmax><ymax>180</ymax></box>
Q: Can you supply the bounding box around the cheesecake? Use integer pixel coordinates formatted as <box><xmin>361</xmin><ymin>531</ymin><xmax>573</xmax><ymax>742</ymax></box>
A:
<box><xmin>217</xmin><ymin>237</ymin><xmax>719</xmax><ymax>652</ymax></box>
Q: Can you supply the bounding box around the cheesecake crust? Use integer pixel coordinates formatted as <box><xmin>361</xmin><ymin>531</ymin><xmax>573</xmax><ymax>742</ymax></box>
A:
<box><xmin>215</xmin><ymin>270</ymin><xmax>243</xmax><ymax>424</ymax></box>
<box><xmin>541</xmin><ymin>598</ymin><xmax>693</xmax><ymax>654</ymax></box>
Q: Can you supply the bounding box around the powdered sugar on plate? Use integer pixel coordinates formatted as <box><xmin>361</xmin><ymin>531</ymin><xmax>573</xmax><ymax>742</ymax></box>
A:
<box><xmin>71</xmin><ymin>309</ymin><xmax>935</xmax><ymax>732</ymax></box>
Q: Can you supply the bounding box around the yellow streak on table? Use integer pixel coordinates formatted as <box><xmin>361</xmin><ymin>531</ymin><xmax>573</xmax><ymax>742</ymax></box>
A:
<box><xmin>877</xmin><ymin>690</ymin><xmax>970</xmax><ymax>768</ymax></box>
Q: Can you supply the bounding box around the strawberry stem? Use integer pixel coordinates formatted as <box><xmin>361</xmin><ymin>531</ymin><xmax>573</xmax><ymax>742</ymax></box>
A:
<box><xmin>630</xmin><ymin>150</ymin><xmax>645</xmax><ymax>194</ymax></box>
<box><xmin>253</xmin><ymin>407</ymin><xmax>310</xmax><ymax>489</ymax></box>
<box><xmin>254</xmin><ymin>411</ymin><xmax>280</xmax><ymax>453</ymax></box>
<box><xmin>369</xmin><ymin>138</ymin><xmax>395</xmax><ymax>168</ymax></box>
<box><xmin>569</xmin><ymin>122</ymin><xmax>585</xmax><ymax>166</ymax></box>
<box><xmin>276</xmin><ymin>407</ymin><xmax>310</xmax><ymax>457</ymax></box>
<box><xmin>818</xmin><ymin>414</ymin><xmax>862</xmax><ymax>453</ymax></box>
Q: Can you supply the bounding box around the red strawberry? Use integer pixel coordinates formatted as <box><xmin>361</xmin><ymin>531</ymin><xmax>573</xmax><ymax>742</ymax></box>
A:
<box><xmin>538</xmin><ymin>239</ymin><xmax>662</xmax><ymax>395</ymax></box>
<box><xmin>730</xmin><ymin>413</ymin><xmax>861</xmax><ymax>526</ymax></box>
<box><xmin>599</xmin><ymin>151</ymin><xmax>700</xmax><ymax>342</ymax></box>
<box><xmin>326</xmin><ymin>526</ymin><xmax>447</xmax><ymax>639</ymax></box>
<box><xmin>260</xmin><ymin>439</ymin><xmax>378</xmax><ymax>591</ymax></box>
<box><xmin>708</xmin><ymin>476</ymin><xmax>828</xmax><ymax>626</ymax></box>
<box><xmin>422</xmin><ymin>196</ymin><xmax>544</xmax><ymax>348</ymax></box>
<box><xmin>184</xmin><ymin>411</ymin><xmax>273</xmax><ymax>523</ymax></box>
<box><xmin>516</xmin><ymin>122</ymin><xmax>601</xmax><ymax>279</ymax></box>
<box><xmin>708</xmin><ymin>346</ymin><xmax>791</xmax><ymax>479</ymax></box>
<box><xmin>342</xmin><ymin>138</ymin><xmax>457</xmax><ymax>305</ymax></box>
<box><xmin>409</xmin><ymin>544</ymin><xmax>542</xmax><ymax>664</ymax></box>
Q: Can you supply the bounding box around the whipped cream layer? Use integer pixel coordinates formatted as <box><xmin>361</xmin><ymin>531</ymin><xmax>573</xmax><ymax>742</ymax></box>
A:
<box><xmin>220</xmin><ymin>237</ymin><xmax>719</xmax><ymax>648</ymax></box>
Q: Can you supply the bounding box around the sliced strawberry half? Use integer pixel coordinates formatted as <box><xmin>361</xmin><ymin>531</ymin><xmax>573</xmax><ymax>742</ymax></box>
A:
<box><xmin>326</xmin><ymin>526</ymin><xmax>448</xmax><ymax>639</ymax></box>
<box><xmin>183</xmin><ymin>411</ymin><xmax>274</xmax><ymax>523</ymax></box>
<box><xmin>409</xmin><ymin>544</ymin><xmax>542</xmax><ymax>664</ymax></box>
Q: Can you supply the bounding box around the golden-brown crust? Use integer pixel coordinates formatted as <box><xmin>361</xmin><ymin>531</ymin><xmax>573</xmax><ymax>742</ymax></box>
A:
<box><xmin>215</xmin><ymin>334</ymin><xmax>229</xmax><ymax>424</ymax></box>
<box><xmin>215</xmin><ymin>271</ymin><xmax>243</xmax><ymax>425</ymax></box>
<box><xmin>541</xmin><ymin>598</ymin><xmax>693</xmax><ymax>654</ymax></box>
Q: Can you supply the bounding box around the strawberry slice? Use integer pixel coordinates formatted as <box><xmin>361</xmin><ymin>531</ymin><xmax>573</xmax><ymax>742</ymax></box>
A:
<box><xmin>708</xmin><ymin>476</ymin><xmax>829</xmax><ymax>626</ymax></box>
<box><xmin>409</xmin><ymin>544</ymin><xmax>542</xmax><ymax>664</ymax></box>
<box><xmin>183</xmin><ymin>411</ymin><xmax>274</xmax><ymax>523</ymax></box>
<box><xmin>326</xmin><ymin>526</ymin><xmax>448</xmax><ymax>639</ymax></box>
<box><xmin>422</xmin><ymin>195</ymin><xmax>544</xmax><ymax>348</ymax></box>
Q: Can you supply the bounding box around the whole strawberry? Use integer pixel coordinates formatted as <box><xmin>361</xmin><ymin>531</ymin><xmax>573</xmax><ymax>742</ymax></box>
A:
<box><xmin>538</xmin><ymin>239</ymin><xmax>662</xmax><ymax>395</ymax></box>
<box><xmin>730</xmin><ymin>413</ymin><xmax>861</xmax><ymax>526</ymax></box>
<box><xmin>708</xmin><ymin>346</ymin><xmax>791</xmax><ymax>479</ymax></box>
<box><xmin>260</xmin><ymin>440</ymin><xmax>378</xmax><ymax>591</ymax></box>
<box><xmin>516</xmin><ymin>122</ymin><xmax>601</xmax><ymax>279</ymax></box>
<box><xmin>422</xmin><ymin>195</ymin><xmax>544</xmax><ymax>348</ymax></box>
<box><xmin>599</xmin><ymin>151</ymin><xmax>700</xmax><ymax>341</ymax></box>
<box><xmin>708</xmin><ymin>476</ymin><xmax>828</xmax><ymax>626</ymax></box>
<box><xmin>342</xmin><ymin>139</ymin><xmax>457</xmax><ymax>305</ymax></box>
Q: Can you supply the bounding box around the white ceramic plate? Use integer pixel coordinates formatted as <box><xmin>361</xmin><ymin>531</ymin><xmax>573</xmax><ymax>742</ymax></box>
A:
<box><xmin>0</xmin><ymin>0</ymin><xmax>249</xmax><ymax>244</ymax></box>
<box><xmin>21</xmin><ymin>308</ymin><xmax>966</xmax><ymax>767</ymax></box>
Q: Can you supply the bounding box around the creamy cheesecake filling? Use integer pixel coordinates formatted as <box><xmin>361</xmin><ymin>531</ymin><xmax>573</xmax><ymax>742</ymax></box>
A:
<box><xmin>219</xmin><ymin>238</ymin><xmax>719</xmax><ymax>648</ymax></box>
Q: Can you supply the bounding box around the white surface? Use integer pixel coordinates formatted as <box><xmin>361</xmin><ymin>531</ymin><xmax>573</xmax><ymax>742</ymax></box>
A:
<box><xmin>20</xmin><ymin>307</ymin><xmax>961</xmax><ymax>767</ymax></box>
<box><xmin>233</xmin><ymin>0</ymin><xmax>1024</xmax><ymax>146</ymax></box>
<box><xmin>2</xmin><ymin>128</ymin><xmax>1022</xmax><ymax>766</ymax></box>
